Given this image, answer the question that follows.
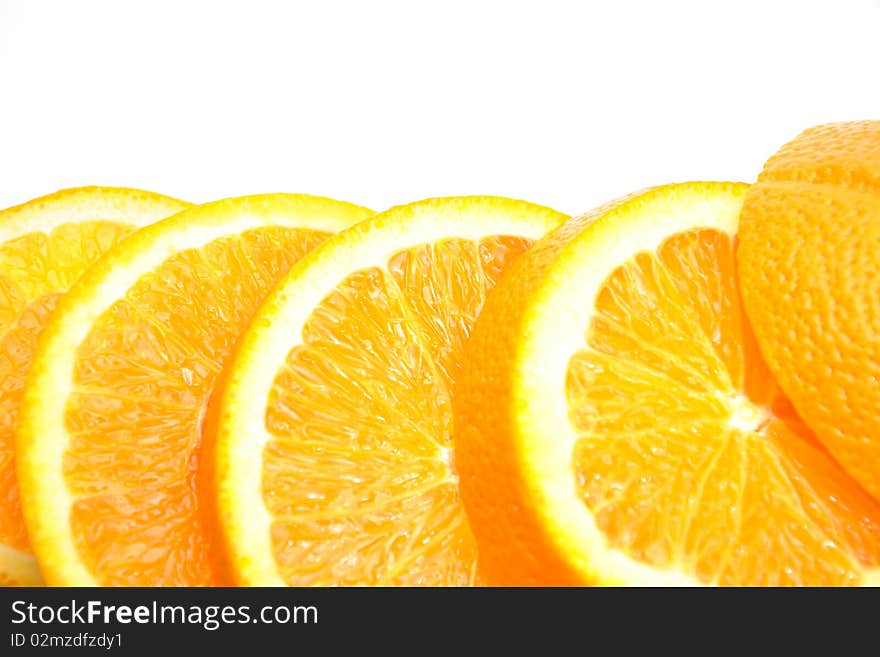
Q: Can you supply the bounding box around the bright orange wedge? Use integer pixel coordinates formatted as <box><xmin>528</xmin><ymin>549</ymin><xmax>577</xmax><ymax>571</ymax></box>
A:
<box><xmin>0</xmin><ymin>187</ymin><xmax>190</xmax><ymax>586</ymax></box>
<box><xmin>454</xmin><ymin>183</ymin><xmax>880</xmax><ymax>586</ymax></box>
<box><xmin>209</xmin><ymin>197</ymin><xmax>567</xmax><ymax>585</ymax></box>
<box><xmin>17</xmin><ymin>194</ymin><xmax>372</xmax><ymax>585</ymax></box>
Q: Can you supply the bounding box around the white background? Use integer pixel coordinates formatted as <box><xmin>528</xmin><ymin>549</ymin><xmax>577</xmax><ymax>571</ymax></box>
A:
<box><xmin>0</xmin><ymin>0</ymin><xmax>877</xmax><ymax>216</ymax></box>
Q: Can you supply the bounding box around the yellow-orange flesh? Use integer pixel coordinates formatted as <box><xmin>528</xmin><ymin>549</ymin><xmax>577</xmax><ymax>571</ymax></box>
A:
<box><xmin>0</xmin><ymin>222</ymin><xmax>136</xmax><ymax>580</ymax></box>
<box><xmin>566</xmin><ymin>229</ymin><xmax>880</xmax><ymax>585</ymax></box>
<box><xmin>263</xmin><ymin>236</ymin><xmax>532</xmax><ymax>585</ymax></box>
<box><xmin>64</xmin><ymin>227</ymin><xmax>329</xmax><ymax>585</ymax></box>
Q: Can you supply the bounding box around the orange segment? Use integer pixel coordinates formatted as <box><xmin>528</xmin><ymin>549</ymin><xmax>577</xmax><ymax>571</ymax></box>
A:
<box><xmin>211</xmin><ymin>197</ymin><xmax>567</xmax><ymax>585</ymax></box>
<box><xmin>387</xmin><ymin>236</ymin><xmax>534</xmax><ymax>387</ymax></box>
<box><xmin>18</xmin><ymin>194</ymin><xmax>373</xmax><ymax>586</ymax></box>
<box><xmin>0</xmin><ymin>187</ymin><xmax>190</xmax><ymax>586</ymax></box>
<box><xmin>454</xmin><ymin>183</ymin><xmax>880</xmax><ymax>586</ymax></box>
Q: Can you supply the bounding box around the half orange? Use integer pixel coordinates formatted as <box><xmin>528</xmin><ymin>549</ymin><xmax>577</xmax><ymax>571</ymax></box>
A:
<box><xmin>738</xmin><ymin>121</ymin><xmax>880</xmax><ymax>501</ymax></box>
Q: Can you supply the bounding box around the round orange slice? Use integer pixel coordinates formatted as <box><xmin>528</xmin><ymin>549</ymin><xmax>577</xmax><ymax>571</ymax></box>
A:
<box><xmin>209</xmin><ymin>197</ymin><xmax>567</xmax><ymax>585</ymax></box>
<box><xmin>0</xmin><ymin>186</ymin><xmax>190</xmax><ymax>586</ymax></box>
<box><xmin>454</xmin><ymin>182</ymin><xmax>880</xmax><ymax>586</ymax></box>
<box><xmin>18</xmin><ymin>193</ymin><xmax>372</xmax><ymax>586</ymax></box>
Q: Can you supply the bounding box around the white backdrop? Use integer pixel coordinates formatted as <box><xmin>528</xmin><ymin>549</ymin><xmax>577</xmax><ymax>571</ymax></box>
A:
<box><xmin>0</xmin><ymin>0</ymin><xmax>878</xmax><ymax>216</ymax></box>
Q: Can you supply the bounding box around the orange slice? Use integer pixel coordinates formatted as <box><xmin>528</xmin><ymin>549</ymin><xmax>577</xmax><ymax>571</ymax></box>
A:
<box><xmin>18</xmin><ymin>194</ymin><xmax>372</xmax><ymax>586</ymax></box>
<box><xmin>0</xmin><ymin>187</ymin><xmax>190</xmax><ymax>586</ymax></box>
<box><xmin>209</xmin><ymin>197</ymin><xmax>566</xmax><ymax>585</ymax></box>
<box><xmin>454</xmin><ymin>182</ymin><xmax>880</xmax><ymax>586</ymax></box>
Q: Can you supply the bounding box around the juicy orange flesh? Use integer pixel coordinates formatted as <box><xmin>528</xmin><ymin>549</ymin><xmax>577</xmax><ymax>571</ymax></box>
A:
<box><xmin>64</xmin><ymin>226</ymin><xmax>329</xmax><ymax>586</ymax></box>
<box><xmin>567</xmin><ymin>228</ymin><xmax>880</xmax><ymax>585</ymax></box>
<box><xmin>0</xmin><ymin>222</ymin><xmax>136</xmax><ymax>554</ymax></box>
<box><xmin>264</xmin><ymin>236</ymin><xmax>532</xmax><ymax>585</ymax></box>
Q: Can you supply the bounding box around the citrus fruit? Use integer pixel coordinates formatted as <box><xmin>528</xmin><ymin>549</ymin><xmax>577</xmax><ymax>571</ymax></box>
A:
<box><xmin>737</xmin><ymin>121</ymin><xmax>880</xmax><ymax>502</ymax></box>
<box><xmin>209</xmin><ymin>196</ymin><xmax>566</xmax><ymax>585</ymax></box>
<box><xmin>0</xmin><ymin>186</ymin><xmax>190</xmax><ymax>586</ymax></box>
<box><xmin>454</xmin><ymin>182</ymin><xmax>880</xmax><ymax>586</ymax></box>
<box><xmin>17</xmin><ymin>193</ymin><xmax>373</xmax><ymax>586</ymax></box>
